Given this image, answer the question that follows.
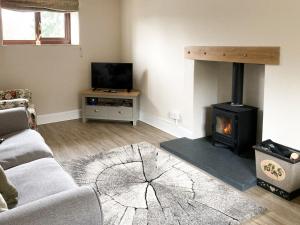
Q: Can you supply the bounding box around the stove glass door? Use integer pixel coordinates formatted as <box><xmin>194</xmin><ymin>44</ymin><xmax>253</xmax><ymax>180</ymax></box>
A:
<box><xmin>216</xmin><ymin>116</ymin><xmax>233</xmax><ymax>137</ymax></box>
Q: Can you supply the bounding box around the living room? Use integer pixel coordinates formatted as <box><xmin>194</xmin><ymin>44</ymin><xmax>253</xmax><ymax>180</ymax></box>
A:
<box><xmin>0</xmin><ymin>0</ymin><xmax>299</xmax><ymax>225</ymax></box>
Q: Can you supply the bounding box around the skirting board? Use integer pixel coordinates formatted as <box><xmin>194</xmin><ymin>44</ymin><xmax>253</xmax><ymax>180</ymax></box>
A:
<box><xmin>139</xmin><ymin>111</ymin><xmax>193</xmax><ymax>139</ymax></box>
<box><xmin>37</xmin><ymin>109</ymin><xmax>81</xmax><ymax>125</ymax></box>
<box><xmin>37</xmin><ymin>109</ymin><xmax>193</xmax><ymax>139</ymax></box>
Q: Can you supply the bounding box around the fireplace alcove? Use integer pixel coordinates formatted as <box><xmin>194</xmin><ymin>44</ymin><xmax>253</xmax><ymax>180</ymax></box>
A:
<box><xmin>161</xmin><ymin>46</ymin><xmax>280</xmax><ymax>190</ymax></box>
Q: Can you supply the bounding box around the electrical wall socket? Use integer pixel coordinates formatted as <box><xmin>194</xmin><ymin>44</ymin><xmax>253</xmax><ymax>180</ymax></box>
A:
<box><xmin>169</xmin><ymin>111</ymin><xmax>181</xmax><ymax>121</ymax></box>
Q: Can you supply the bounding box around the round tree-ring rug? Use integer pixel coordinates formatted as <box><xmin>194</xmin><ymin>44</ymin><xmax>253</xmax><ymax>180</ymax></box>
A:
<box><xmin>62</xmin><ymin>142</ymin><xmax>265</xmax><ymax>225</ymax></box>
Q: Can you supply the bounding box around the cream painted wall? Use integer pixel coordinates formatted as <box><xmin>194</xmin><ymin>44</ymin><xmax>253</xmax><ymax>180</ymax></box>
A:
<box><xmin>121</xmin><ymin>0</ymin><xmax>300</xmax><ymax>148</ymax></box>
<box><xmin>0</xmin><ymin>0</ymin><xmax>121</xmax><ymax>115</ymax></box>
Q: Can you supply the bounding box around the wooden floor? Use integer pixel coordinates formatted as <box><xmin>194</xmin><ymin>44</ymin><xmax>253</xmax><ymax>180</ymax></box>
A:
<box><xmin>39</xmin><ymin>120</ymin><xmax>300</xmax><ymax>225</ymax></box>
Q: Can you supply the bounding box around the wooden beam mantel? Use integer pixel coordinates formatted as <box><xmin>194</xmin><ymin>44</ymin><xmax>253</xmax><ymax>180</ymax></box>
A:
<box><xmin>184</xmin><ymin>46</ymin><xmax>280</xmax><ymax>65</ymax></box>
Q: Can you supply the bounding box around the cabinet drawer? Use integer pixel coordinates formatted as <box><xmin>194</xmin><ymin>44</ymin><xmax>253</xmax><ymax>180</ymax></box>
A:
<box><xmin>85</xmin><ymin>106</ymin><xmax>133</xmax><ymax>121</ymax></box>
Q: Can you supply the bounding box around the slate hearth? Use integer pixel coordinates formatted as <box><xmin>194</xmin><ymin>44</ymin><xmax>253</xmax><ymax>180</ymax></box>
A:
<box><xmin>160</xmin><ymin>137</ymin><xmax>256</xmax><ymax>191</ymax></box>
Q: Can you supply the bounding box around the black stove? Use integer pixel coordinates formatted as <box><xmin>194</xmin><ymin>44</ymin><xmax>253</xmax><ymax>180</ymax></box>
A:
<box><xmin>212</xmin><ymin>63</ymin><xmax>258</xmax><ymax>155</ymax></box>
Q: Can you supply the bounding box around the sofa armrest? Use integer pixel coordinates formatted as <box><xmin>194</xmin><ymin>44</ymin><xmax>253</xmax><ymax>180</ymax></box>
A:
<box><xmin>0</xmin><ymin>186</ymin><xmax>103</xmax><ymax>225</ymax></box>
<box><xmin>0</xmin><ymin>108</ymin><xmax>29</xmax><ymax>137</ymax></box>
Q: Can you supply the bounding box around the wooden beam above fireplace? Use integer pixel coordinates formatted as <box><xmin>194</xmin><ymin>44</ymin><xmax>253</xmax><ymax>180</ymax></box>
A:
<box><xmin>184</xmin><ymin>46</ymin><xmax>280</xmax><ymax>65</ymax></box>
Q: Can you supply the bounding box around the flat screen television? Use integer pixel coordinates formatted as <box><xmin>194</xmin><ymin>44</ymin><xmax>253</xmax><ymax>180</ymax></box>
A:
<box><xmin>91</xmin><ymin>63</ymin><xmax>133</xmax><ymax>91</ymax></box>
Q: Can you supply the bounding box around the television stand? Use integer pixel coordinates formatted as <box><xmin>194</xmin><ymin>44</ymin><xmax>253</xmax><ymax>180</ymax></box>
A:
<box><xmin>81</xmin><ymin>89</ymin><xmax>140</xmax><ymax>126</ymax></box>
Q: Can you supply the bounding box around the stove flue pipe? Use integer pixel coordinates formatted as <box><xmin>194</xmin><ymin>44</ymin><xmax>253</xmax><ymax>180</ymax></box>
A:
<box><xmin>231</xmin><ymin>63</ymin><xmax>244</xmax><ymax>106</ymax></box>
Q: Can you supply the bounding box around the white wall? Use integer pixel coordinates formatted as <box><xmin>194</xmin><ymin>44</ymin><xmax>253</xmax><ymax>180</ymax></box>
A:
<box><xmin>0</xmin><ymin>0</ymin><xmax>121</xmax><ymax>115</ymax></box>
<box><xmin>121</xmin><ymin>0</ymin><xmax>300</xmax><ymax>149</ymax></box>
<box><xmin>192</xmin><ymin>61</ymin><xmax>219</xmax><ymax>138</ymax></box>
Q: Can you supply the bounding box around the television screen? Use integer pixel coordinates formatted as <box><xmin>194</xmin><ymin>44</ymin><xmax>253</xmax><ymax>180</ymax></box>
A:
<box><xmin>91</xmin><ymin>63</ymin><xmax>133</xmax><ymax>90</ymax></box>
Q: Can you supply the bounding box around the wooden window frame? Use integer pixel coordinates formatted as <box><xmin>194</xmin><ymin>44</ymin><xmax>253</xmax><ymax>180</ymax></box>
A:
<box><xmin>3</xmin><ymin>12</ymin><xmax>71</xmax><ymax>45</ymax></box>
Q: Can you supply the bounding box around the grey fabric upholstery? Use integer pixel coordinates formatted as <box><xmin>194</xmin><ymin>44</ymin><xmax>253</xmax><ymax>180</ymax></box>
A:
<box><xmin>0</xmin><ymin>107</ymin><xmax>103</xmax><ymax>225</ymax></box>
<box><xmin>0</xmin><ymin>129</ymin><xmax>53</xmax><ymax>170</ymax></box>
<box><xmin>0</xmin><ymin>165</ymin><xmax>18</xmax><ymax>208</ymax></box>
<box><xmin>6</xmin><ymin>158</ymin><xmax>77</xmax><ymax>207</ymax></box>
<box><xmin>0</xmin><ymin>186</ymin><xmax>103</xmax><ymax>225</ymax></box>
<box><xmin>0</xmin><ymin>108</ymin><xmax>29</xmax><ymax>137</ymax></box>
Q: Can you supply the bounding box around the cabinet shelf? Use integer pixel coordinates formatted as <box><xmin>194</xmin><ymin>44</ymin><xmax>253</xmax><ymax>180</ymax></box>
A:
<box><xmin>86</xmin><ymin>98</ymin><xmax>133</xmax><ymax>107</ymax></box>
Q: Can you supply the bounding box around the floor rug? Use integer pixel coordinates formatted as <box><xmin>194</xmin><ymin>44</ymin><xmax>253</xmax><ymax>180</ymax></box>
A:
<box><xmin>62</xmin><ymin>142</ymin><xmax>265</xmax><ymax>225</ymax></box>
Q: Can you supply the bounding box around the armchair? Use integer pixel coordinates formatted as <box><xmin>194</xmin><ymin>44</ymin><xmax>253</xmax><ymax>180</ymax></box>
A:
<box><xmin>0</xmin><ymin>89</ymin><xmax>37</xmax><ymax>130</ymax></box>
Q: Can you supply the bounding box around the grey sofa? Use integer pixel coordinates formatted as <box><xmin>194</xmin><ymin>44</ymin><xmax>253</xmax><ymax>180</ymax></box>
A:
<box><xmin>0</xmin><ymin>108</ymin><xmax>103</xmax><ymax>225</ymax></box>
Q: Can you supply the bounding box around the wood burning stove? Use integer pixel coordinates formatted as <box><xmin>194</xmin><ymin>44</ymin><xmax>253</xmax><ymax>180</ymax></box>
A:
<box><xmin>212</xmin><ymin>63</ymin><xmax>258</xmax><ymax>155</ymax></box>
<box><xmin>212</xmin><ymin>103</ymin><xmax>257</xmax><ymax>154</ymax></box>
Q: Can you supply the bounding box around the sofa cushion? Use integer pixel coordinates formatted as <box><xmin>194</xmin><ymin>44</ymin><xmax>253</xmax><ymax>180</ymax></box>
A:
<box><xmin>0</xmin><ymin>108</ymin><xmax>29</xmax><ymax>137</ymax></box>
<box><xmin>0</xmin><ymin>165</ymin><xmax>18</xmax><ymax>208</ymax></box>
<box><xmin>0</xmin><ymin>129</ymin><xmax>53</xmax><ymax>170</ymax></box>
<box><xmin>5</xmin><ymin>158</ymin><xmax>77</xmax><ymax>207</ymax></box>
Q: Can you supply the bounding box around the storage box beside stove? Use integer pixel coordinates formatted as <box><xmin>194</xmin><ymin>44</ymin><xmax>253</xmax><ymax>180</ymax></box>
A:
<box><xmin>254</xmin><ymin>142</ymin><xmax>300</xmax><ymax>200</ymax></box>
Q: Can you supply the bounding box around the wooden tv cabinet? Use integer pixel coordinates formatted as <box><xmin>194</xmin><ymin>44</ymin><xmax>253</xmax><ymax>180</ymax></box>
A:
<box><xmin>81</xmin><ymin>89</ymin><xmax>140</xmax><ymax>126</ymax></box>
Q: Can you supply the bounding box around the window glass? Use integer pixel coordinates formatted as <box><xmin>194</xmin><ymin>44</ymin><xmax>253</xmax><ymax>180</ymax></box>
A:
<box><xmin>1</xmin><ymin>10</ymin><xmax>79</xmax><ymax>45</ymax></box>
<box><xmin>2</xmin><ymin>9</ymin><xmax>35</xmax><ymax>40</ymax></box>
<box><xmin>40</xmin><ymin>12</ymin><xmax>65</xmax><ymax>38</ymax></box>
<box><xmin>71</xmin><ymin>12</ymin><xmax>80</xmax><ymax>45</ymax></box>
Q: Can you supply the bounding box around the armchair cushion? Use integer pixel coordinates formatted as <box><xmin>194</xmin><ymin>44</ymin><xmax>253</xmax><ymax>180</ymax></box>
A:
<box><xmin>0</xmin><ymin>99</ymin><xmax>29</xmax><ymax>110</ymax></box>
<box><xmin>0</xmin><ymin>89</ymin><xmax>32</xmax><ymax>103</ymax></box>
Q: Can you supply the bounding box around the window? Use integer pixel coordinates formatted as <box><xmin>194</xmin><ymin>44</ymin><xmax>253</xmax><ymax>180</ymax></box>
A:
<box><xmin>2</xmin><ymin>9</ymin><xmax>36</xmax><ymax>42</ymax></box>
<box><xmin>1</xmin><ymin>9</ymin><xmax>73</xmax><ymax>45</ymax></box>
